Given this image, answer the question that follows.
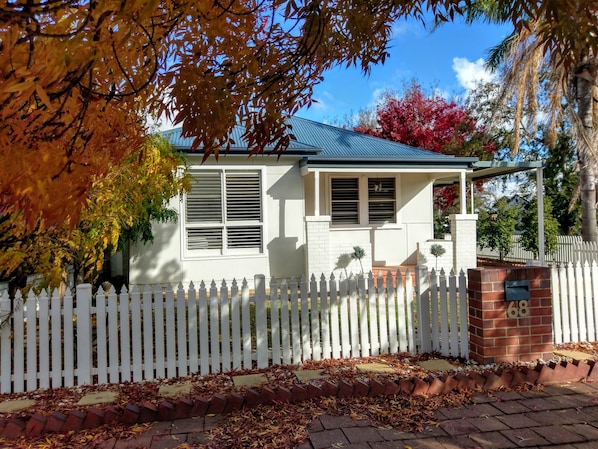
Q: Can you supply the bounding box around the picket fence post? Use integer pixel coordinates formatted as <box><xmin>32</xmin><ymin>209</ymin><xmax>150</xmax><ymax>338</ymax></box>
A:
<box><xmin>241</xmin><ymin>278</ymin><xmax>252</xmax><ymax>369</ymax></box>
<box><xmin>429</xmin><ymin>270</ymin><xmax>440</xmax><ymax>352</ymax></box>
<box><xmin>209</xmin><ymin>280</ymin><xmax>220</xmax><ymax>373</ymax></box>
<box><xmin>320</xmin><ymin>274</ymin><xmax>331</xmax><ymax>360</ymax></box>
<box><xmin>120</xmin><ymin>286</ymin><xmax>131</xmax><ymax>383</ymax></box>
<box><xmin>76</xmin><ymin>283</ymin><xmax>93</xmax><ymax>385</ymax></box>
<box><xmin>551</xmin><ymin>266</ymin><xmax>563</xmax><ymax>344</ymax></box>
<box><xmin>310</xmin><ymin>274</ymin><xmax>321</xmax><ymax>360</ymax></box>
<box><xmin>269</xmin><ymin>277</ymin><xmax>281</xmax><ymax>366</ymax></box>
<box><xmin>416</xmin><ymin>265</ymin><xmax>432</xmax><ymax>353</ymax></box>
<box><xmin>376</xmin><ymin>272</ymin><xmax>388</xmax><ymax>355</ymax></box>
<box><xmin>230</xmin><ymin>279</ymin><xmax>241</xmax><ymax>371</ymax></box>
<box><xmin>255</xmin><ymin>274</ymin><xmax>268</xmax><ymax>369</ymax></box>
<box><xmin>0</xmin><ymin>292</ymin><xmax>12</xmax><ymax>393</ymax></box>
<box><xmin>458</xmin><ymin>270</ymin><xmax>469</xmax><ymax>357</ymax></box>
<box><xmin>280</xmin><ymin>278</ymin><xmax>292</xmax><ymax>365</ymax></box>
<box><xmin>220</xmin><ymin>280</ymin><xmax>231</xmax><ymax>373</ymax></box>
<box><xmin>367</xmin><ymin>272</ymin><xmax>379</xmax><ymax>356</ymax></box>
<box><xmin>13</xmin><ymin>291</ymin><xmax>25</xmax><ymax>392</ymax></box>
<box><xmin>95</xmin><ymin>288</ymin><xmax>108</xmax><ymax>384</ymax></box>
<box><xmin>387</xmin><ymin>270</ymin><xmax>398</xmax><ymax>354</ymax></box>
<box><xmin>438</xmin><ymin>270</ymin><xmax>450</xmax><ymax>356</ymax></box>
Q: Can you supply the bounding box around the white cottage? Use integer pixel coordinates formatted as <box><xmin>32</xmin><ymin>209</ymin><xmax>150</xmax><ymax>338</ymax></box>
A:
<box><xmin>128</xmin><ymin>116</ymin><xmax>482</xmax><ymax>285</ymax></box>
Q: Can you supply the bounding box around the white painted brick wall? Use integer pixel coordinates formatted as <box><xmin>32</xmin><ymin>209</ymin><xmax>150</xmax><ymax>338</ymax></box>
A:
<box><xmin>305</xmin><ymin>216</ymin><xmax>332</xmax><ymax>276</ymax></box>
<box><xmin>450</xmin><ymin>214</ymin><xmax>478</xmax><ymax>273</ymax></box>
<box><xmin>417</xmin><ymin>240</ymin><xmax>454</xmax><ymax>273</ymax></box>
<box><xmin>329</xmin><ymin>240</ymin><xmax>372</xmax><ymax>278</ymax></box>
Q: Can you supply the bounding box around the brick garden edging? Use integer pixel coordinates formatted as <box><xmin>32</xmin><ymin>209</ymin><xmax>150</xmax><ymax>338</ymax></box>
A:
<box><xmin>2</xmin><ymin>358</ymin><xmax>597</xmax><ymax>440</ymax></box>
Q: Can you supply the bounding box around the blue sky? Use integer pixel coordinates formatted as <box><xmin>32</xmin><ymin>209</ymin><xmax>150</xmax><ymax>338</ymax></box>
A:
<box><xmin>152</xmin><ymin>17</ymin><xmax>513</xmax><ymax>131</ymax></box>
<box><xmin>296</xmin><ymin>17</ymin><xmax>513</xmax><ymax>124</ymax></box>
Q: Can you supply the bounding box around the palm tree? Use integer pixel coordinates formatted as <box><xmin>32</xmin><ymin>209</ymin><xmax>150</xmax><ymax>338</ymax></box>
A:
<box><xmin>463</xmin><ymin>1</ymin><xmax>598</xmax><ymax>241</ymax></box>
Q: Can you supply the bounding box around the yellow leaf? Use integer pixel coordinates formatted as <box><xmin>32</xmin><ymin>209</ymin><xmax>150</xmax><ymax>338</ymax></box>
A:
<box><xmin>3</xmin><ymin>79</ymin><xmax>35</xmax><ymax>93</ymax></box>
<box><xmin>35</xmin><ymin>83</ymin><xmax>55</xmax><ymax>112</ymax></box>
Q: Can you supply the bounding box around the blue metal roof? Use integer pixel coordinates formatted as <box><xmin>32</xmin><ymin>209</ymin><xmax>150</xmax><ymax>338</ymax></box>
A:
<box><xmin>288</xmin><ymin>117</ymin><xmax>442</xmax><ymax>159</ymax></box>
<box><xmin>161</xmin><ymin>116</ymin><xmax>478</xmax><ymax>168</ymax></box>
<box><xmin>162</xmin><ymin>124</ymin><xmax>321</xmax><ymax>155</ymax></box>
<box><xmin>285</xmin><ymin>116</ymin><xmax>478</xmax><ymax>168</ymax></box>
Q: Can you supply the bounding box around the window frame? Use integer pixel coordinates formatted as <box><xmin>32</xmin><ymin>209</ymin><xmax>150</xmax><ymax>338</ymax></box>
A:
<box><xmin>328</xmin><ymin>174</ymin><xmax>400</xmax><ymax>227</ymax></box>
<box><xmin>182</xmin><ymin>166</ymin><xmax>267</xmax><ymax>259</ymax></box>
<box><xmin>367</xmin><ymin>177</ymin><xmax>397</xmax><ymax>225</ymax></box>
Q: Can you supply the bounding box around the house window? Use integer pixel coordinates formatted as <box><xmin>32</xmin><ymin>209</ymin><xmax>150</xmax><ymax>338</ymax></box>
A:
<box><xmin>331</xmin><ymin>178</ymin><xmax>359</xmax><ymax>224</ymax></box>
<box><xmin>368</xmin><ymin>178</ymin><xmax>396</xmax><ymax>224</ymax></box>
<box><xmin>185</xmin><ymin>168</ymin><xmax>263</xmax><ymax>256</ymax></box>
<box><xmin>330</xmin><ymin>176</ymin><xmax>396</xmax><ymax>225</ymax></box>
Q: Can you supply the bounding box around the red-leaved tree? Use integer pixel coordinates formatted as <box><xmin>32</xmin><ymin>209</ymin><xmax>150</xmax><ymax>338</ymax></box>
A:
<box><xmin>354</xmin><ymin>82</ymin><xmax>498</xmax><ymax>235</ymax></box>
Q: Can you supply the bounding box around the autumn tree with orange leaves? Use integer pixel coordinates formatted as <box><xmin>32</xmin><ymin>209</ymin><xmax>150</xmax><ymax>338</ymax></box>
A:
<box><xmin>2</xmin><ymin>0</ymin><xmax>596</xmax><ymax>232</ymax></box>
<box><xmin>0</xmin><ymin>136</ymin><xmax>188</xmax><ymax>294</ymax></box>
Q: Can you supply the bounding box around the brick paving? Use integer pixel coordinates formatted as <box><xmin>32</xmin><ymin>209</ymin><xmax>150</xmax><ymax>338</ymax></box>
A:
<box><xmin>105</xmin><ymin>381</ymin><xmax>598</xmax><ymax>448</ymax></box>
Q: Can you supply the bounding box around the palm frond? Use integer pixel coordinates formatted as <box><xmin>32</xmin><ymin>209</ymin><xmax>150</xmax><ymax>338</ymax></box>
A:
<box><xmin>487</xmin><ymin>32</ymin><xmax>518</xmax><ymax>70</ymax></box>
<box><xmin>463</xmin><ymin>0</ymin><xmax>511</xmax><ymax>24</ymax></box>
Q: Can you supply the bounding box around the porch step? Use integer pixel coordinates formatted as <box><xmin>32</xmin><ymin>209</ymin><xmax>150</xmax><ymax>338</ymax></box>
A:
<box><xmin>372</xmin><ymin>266</ymin><xmax>416</xmax><ymax>287</ymax></box>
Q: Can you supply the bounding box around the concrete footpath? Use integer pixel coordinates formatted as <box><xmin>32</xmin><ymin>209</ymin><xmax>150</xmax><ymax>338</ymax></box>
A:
<box><xmin>101</xmin><ymin>381</ymin><xmax>598</xmax><ymax>449</ymax></box>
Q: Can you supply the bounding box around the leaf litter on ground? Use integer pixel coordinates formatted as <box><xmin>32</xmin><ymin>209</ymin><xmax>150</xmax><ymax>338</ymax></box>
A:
<box><xmin>0</xmin><ymin>345</ymin><xmax>589</xmax><ymax>449</ymax></box>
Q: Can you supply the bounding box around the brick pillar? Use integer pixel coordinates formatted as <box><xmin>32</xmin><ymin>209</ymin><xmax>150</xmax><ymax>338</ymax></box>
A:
<box><xmin>468</xmin><ymin>267</ymin><xmax>553</xmax><ymax>364</ymax></box>
<box><xmin>305</xmin><ymin>216</ymin><xmax>331</xmax><ymax>276</ymax></box>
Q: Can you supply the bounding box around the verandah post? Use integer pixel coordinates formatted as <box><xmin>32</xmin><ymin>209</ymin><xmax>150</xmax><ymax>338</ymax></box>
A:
<box><xmin>76</xmin><ymin>283</ymin><xmax>93</xmax><ymax>385</ymax></box>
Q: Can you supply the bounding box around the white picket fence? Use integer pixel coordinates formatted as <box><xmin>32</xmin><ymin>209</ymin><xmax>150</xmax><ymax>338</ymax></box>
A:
<box><xmin>478</xmin><ymin>234</ymin><xmax>598</xmax><ymax>265</ymax></box>
<box><xmin>551</xmin><ymin>262</ymin><xmax>598</xmax><ymax>344</ymax></box>
<box><xmin>0</xmin><ymin>268</ymin><xmax>468</xmax><ymax>394</ymax></box>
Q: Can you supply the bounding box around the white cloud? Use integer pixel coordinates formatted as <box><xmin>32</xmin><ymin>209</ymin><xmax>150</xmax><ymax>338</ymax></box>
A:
<box><xmin>370</xmin><ymin>88</ymin><xmax>387</xmax><ymax>107</ymax></box>
<box><xmin>432</xmin><ymin>87</ymin><xmax>450</xmax><ymax>100</ymax></box>
<box><xmin>147</xmin><ymin>110</ymin><xmax>176</xmax><ymax>132</ymax></box>
<box><xmin>452</xmin><ymin>57</ymin><xmax>496</xmax><ymax>91</ymax></box>
<box><xmin>310</xmin><ymin>90</ymin><xmax>335</xmax><ymax>112</ymax></box>
<box><xmin>391</xmin><ymin>22</ymin><xmax>410</xmax><ymax>39</ymax></box>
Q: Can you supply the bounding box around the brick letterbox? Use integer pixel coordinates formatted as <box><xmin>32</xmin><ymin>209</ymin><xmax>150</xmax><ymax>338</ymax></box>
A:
<box><xmin>468</xmin><ymin>267</ymin><xmax>553</xmax><ymax>364</ymax></box>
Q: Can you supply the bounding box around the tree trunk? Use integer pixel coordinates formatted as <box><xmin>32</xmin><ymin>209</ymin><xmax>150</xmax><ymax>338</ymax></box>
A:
<box><xmin>576</xmin><ymin>51</ymin><xmax>598</xmax><ymax>241</ymax></box>
<box><xmin>580</xmin><ymin>163</ymin><xmax>598</xmax><ymax>241</ymax></box>
<box><xmin>8</xmin><ymin>274</ymin><xmax>27</xmax><ymax>301</ymax></box>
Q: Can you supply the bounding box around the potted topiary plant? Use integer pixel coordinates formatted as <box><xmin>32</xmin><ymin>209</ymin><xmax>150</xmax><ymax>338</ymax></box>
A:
<box><xmin>351</xmin><ymin>246</ymin><xmax>366</xmax><ymax>275</ymax></box>
<box><xmin>430</xmin><ymin>243</ymin><xmax>446</xmax><ymax>270</ymax></box>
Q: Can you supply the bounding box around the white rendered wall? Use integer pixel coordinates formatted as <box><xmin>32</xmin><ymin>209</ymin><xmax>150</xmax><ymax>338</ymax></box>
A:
<box><xmin>372</xmin><ymin>174</ymin><xmax>434</xmax><ymax>266</ymax></box>
<box><xmin>129</xmin><ymin>156</ymin><xmax>306</xmax><ymax>287</ymax></box>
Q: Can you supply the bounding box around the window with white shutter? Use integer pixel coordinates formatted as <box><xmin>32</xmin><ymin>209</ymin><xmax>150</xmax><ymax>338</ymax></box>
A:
<box><xmin>184</xmin><ymin>168</ymin><xmax>264</xmax><ymax>256</ymax></box>
<box><xmin>368</xmin><ymin>178</ymin><xmax>396</xmax><ymax>224</ymax></box>
<box><xmin>331</xmin><ymin>178</ymin><xmax>359</xmax><ymax>224</ymax></box>
<box><xmin>330</xmin><ymin>176</ymin><xmax>397</xmax><ymax>225</ymax></box>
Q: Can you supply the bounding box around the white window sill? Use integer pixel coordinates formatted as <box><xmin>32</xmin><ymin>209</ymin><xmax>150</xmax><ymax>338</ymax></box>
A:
<box><xmin>330</xmin><ymin>224</ymin><xmax>403</xmax><ymax>231</ymax></box>
<box><xmin>182</xmin><ymin>253</ymin><xmax>267</xmax><ymax>261</ymax></box>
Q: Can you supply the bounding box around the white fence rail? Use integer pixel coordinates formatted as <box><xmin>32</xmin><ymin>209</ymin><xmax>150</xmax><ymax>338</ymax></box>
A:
<box><xmin>0</xmin><ymin>268</ymin><xmax>468</xmax><ymax>394</ymax></box>
<box><xmin>478</xmin><ymin>235</ymin><xmax>598</xmax><ymax>265</ymax></box>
